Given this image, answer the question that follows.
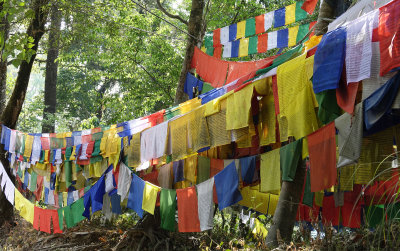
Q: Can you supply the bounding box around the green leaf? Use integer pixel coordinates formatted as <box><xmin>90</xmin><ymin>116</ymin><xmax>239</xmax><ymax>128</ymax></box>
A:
<box><xmin>11</xmin><ymin>59</ymin><xmax>21</xmax><ymax>68</ymax></box>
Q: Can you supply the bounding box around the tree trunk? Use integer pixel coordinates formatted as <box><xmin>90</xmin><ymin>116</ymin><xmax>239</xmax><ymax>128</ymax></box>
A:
<box><xmin>1</xmin><ymin>0</ymin><xmax>49</xmax><ymax>128</ymax></box>
<box><xmin>265</xmin><ymin>1</ymin><xmax>344</xmax><ymax>247</ymax></box>
<box><xmin>174</xmin><ymin>0</ymin><xmax>204</xmax><ymax>105</ymax></box>
<box><xmin>266</xmin><ymin>159</ymin><xmax>306</xmax><ymax>247</ymax></box>
<box><xmin>0</xmin><ymin>0</ymin><xmax>49</xmax><ymax>226</ymax></box>
<box><xmin>0</xmin><ymin>5</ymin><xmax>9</xmax><ymax>115</ymax></box>
<box><xmin>42</xmin><ymin>2</ymin><xmax>61</xmax><ymax>133</ymax></box>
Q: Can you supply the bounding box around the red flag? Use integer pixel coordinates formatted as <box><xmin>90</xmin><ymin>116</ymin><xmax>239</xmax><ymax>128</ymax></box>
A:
<box><xmin>301</xmin><ymin>0</ymin><xmax>319</xmax><ymax>14</ymax></box>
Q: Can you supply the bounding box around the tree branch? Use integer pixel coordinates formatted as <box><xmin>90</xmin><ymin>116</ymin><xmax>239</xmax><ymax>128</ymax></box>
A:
<box><xmin>156</xmin><ymin>0</ymin><xmax>188</xmax><ymax>26</ymax></box>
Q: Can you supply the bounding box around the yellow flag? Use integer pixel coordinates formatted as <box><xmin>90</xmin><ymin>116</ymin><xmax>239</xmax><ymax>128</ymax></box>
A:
<box><xmin>268</xmin><ymin>194</ymin><xmax>279</xmax><ymax>215</ymax></box>
<box><xmin>238</xmin><ymin>38</ymin><xmax>249</xmax><ymax>57</ymax></box>
<box><xmin>15</xmin><ymin>189</ymin><xmax>34</xmax><ymax>224</ymax></box>
<box><xmin>201</xmin><ymin>46</ymin><xmax>206</xmax><ymax>53</ymax></box>
<box><xmin>285</xmin><ymin>3</ymin><xmax>296</xmax><ymax>25</ymax></box>
<box><xmin>23</xmin><ymin>134</ymin><xmax>34</xmax><ymax>158</ymax></box>
<box><xmin>288</xmin><ymin>26</ymin><xmax>299</xmax><ymax>47</ymax></box>
<box><xmin>239</xmin><ymin>185</ymin><xmax>269</xmax><ymax>214</ymax></box>
<box><xmin>236</xmin><ymin>21</ymin><xmax>246</xmax><ymax>39</ymax></box>
<box><xmin>226</xmin><ymin>84</ymin><xmax>253</xmax><ymax>130</ymax></box>
<box><xmin>252</xmin><ymin>218</ymin><xmax>268</xmax><ymax>238</ymax></box>
<box><xmin>142</xmin><ymin>182</ymin><xmax>159</xmax><ymax>215</ymax></box>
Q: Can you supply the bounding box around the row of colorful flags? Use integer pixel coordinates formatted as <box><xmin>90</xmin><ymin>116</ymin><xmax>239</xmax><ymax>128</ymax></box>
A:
<box><xmin>202</xmin><ymin>21</ymin><xmax>316</xmax><ymax>58</ymax></box>
<box><xmin>203</xmin><ymin>0</ymin><xmax>319</xmax><ymax>50</ymax></box>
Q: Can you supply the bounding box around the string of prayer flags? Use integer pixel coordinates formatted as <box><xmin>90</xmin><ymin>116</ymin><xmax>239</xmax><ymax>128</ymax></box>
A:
<box><xmin>214</xmin><ymin>161</ymin><xmax>243</xmax><ymax>210</ymax></box>
<box><xmin>196</xmin><ymin>178</ymin><xmax>215</xmax><ymax>231</ymax></box>
<box><xmin>280</xmin><ymin>138</ymin><xmax>302</xmax><ymax>182</ymax></box>
<box><xmin>176</xmin><ymin>187</ymin><xmax>201</xmax><ymax>232</ymax></box>
<box><xmin>127</xmin><ymin>173</ymin><xmax>145</xmax><ymax>218</ymax></box>
<box><xmin>377</xmin><ymin>0</ymin><xmax>400</xmax><ymax>76</ymax></box>
<box><xmin>308</xmin><ymin>122</ymin><xmax>337</xmax><ymax>192</ymax></box>
<box><xmin>160</xmin><ymin>189</ymin><xmax>177</xmax><ymax>231</ymax></box>
<box><xmin>313</xmin><ymin>27</ymin><xmax>347</xmax><ymax>93</ymax></box>
<box><xmin>206</xmin><ymin>1</ymin><xmax>313</xmax><ymax>48</ymax></box>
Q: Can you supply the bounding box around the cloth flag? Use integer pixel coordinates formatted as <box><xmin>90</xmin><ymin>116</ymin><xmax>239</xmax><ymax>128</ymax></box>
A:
<box><xmin>308</xmin><ymin>122</ymin><xmax>337</xmax><ymax>192</ymax></box>
<box><xmin>313</xmin><ymin>27</ymin><xmax>347</xmax><ymax>93</ymax></box>
<box><xmin>142</xmin><ymin>182</ymin><xmax>159</xmax><ymax>215</ymax></box>
<box><xmin>214</xmin><ymin>161</ymin><xmax>243</xmax><ymax>210</ymax></box>
<box><xmin>127</xmin><ymin>173</ymin><xmax>145</xmax><ymax>218</ymax></box>
<box><xmin>196</xmin><ymin>178</ymin><xmax>214</xmax><ymax>231</ymax></box>
<box><xmin>378</xmin><ymin>0</ymin><xmax>400</xmax><ymax>76</ymax></box>
<box><xmin>176</xmin><ymin>187</ymin><xmax>201</xmax><ymax>232</ymax></box>
<box><xmin>260</xmin><ymin>149</ymin><xmax>281</xmax><ymax>194</ymax></box>
<box><xmin>274</xmin><ymin>7</ymin><xmax>286</xmax><ymax>28</ymax></box>
<box><xmin>160</xmin><ymin>189</ymin><xmax>176</xmax><ymax>231</ymax></box>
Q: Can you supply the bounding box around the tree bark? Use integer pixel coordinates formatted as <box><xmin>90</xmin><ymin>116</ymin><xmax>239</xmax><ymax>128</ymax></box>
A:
<box><xmin>0</xmin><ymin>4</ymin><xmax>9</xmax><ymax>115</ymax></box>
<box><xmin>0</xmin><ymin>0</ymin><xmax>49</xmax><ymax>226</ymax></box>
<box><xmin>266</xmin><ymin>159</ymin><xmax>306</xmax><ymax>247</ymax></box>
<box><xmin>174</xmin><ymin>0</ymin><xmax>204</xmax><ymax>105</ymax></box>
<box><xmin>42</xmin><ymin>2</ymin><xmax>61</xmax><ymax>133</ymax></box>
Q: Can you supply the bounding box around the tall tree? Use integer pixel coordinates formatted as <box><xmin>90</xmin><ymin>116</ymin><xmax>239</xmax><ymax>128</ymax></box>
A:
<box><xmin>42</xmin><ymin>2</ymin><xmax>61</xmax><ymax>133</ymax></box>
<box><xmin>174</xmin><ymin>0</ymin><xmax>204</xmax><ymax>104</ymax></box>
<box><xmin>0</xmin><ymin>0</ymin><xmax>49</xmax><ymax>226</ymax></box>
<box><xmin>0</xmin><ymin>3</ymin><xmax>9</xmax><ymax>115</ymax></box>
<box><xmin>265</xmin><ymin>0</ymin><xmax>351</xmax><ymax>247</ymax></box>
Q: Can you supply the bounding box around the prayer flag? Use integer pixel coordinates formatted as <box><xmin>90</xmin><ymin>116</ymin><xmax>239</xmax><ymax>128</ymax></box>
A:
<box><xmin>213</xmin><ymin>28</ymin><xmax>221</xmax><ymax>47</ymax></box>
<box><xmin>142</xmin><ymin>182</ymin><xmax>159</xmax><ymax>215</ymax></box>
<box><xmin>197</xmin><ymin>178</ymin><xmax>214</xmax><ymax>231</ymax></box>
<box><xmin>240</xmin><ymin>156</ymin><xmax>256</xmax><ymax>184</ymax></box>
<box><xmin>223</xmin><ymin>42</ymin><xmax>232</xmax><ymax>58</ymax></box>
<box><xmin>280</xmin><ymin>138</ymin><xmax>302</xmax><ymax>182</ymax></box>
<box><xmin>288</xmin><ymin>26</ymin><xmax>299</xmax><ymax>47</ymax></box>
<box><xmin>268</xmin><ymin>31</ymin><xmax>277</xmax><ymax>50</ymax></box>
<box><xmin>214</xmin><ymin>161</ymin><xmax>243</xmax><ymax>210</ymax></box>
<box><xmin>264</xmin><ymin>11</ymin><xmax>274</xmax><ymax>31</ymax></box>
<box><xmin>274</xmin><ymin>8</ymin><xmax>286</xmax><ymax>28</ymax></box>
<box><xmin>160</xmin><ymin>189</ymin><xmax>176</xmax><ymax>231</ymax></box>
<box><xmin>127</xmin><ymin>173</ymin><xmax>145</xmax><ymax>218</ymax></box>
<box><xmin>378</xmin><ymin>0</ymin><xmax>400</xmax><ymax>76</ymax></box>
<box><xmin>176</xmin><ymin>187</ymin><xmax>201</xmax><ymax>232</ymax></box>
<box><xmin>236</xmin><ymin>20</ymin><xmax>246</xmax><ymax>39</ymax></box>
<box><xmin>232</xmin><ymin>40</ymin><xmax>240</xmax><ymax>58</ymax></box>
<box><xmin>313</xmin><ymin>27</ymin><xmax>346</xmax><ymax>93</ymax></box>
<box><xmin>239</xmin><ymin>38</ymin><xmax>249</xmax><ymax>57</ymax></box>
<box><xmin>308</xmin><ymin>122</ymin><xmax>337</xmax><ymax>192</ymax></box>
<box><xmin>255</xmin><ymin>14</ymin><xmax>265</xmax><ymax>34</ymax></box>
<box><xmin>285</xmin><ymin>3</ymin><xmax>296</xmax><ymax>25</ymax></box>
<box><xmin>229</xmin><ymin>24</ymin><xmax>237</xmax><ymax>41</ymax></box>
<box><xmin>301</xmin><ymin>0</ymin><xmax>319</xmax><ymax>14</ymax></box>
<box><xmin>245</xmin><ymin>18</ymin><xmax>256</xmax><ymax>37</ymax></box>
<box><xmin>258</xmin><ymin>33</ymin><xmax>268</xmax><ymax>53</ymax></box>
<box><xmin>260</xmin><ymin>149</ymin><xmax>280</xmax><ymax>194</ymax></box>
<box><xmin>277</xmin><ymin>28</ymin><xmax>288</xmax><ymax>48</ymax></box>
<box><xmin>248</xmin><ymin>36</ymin><xmax>258</xmax><ymax>55</ymax></box>
<box><xmin>295</xmin><ymin>1</ymin><xmax>308</xmax><ymax>21</ymax></box>
<box><xmin>220</xmin><ymin>26</ymin><xmax>229</xmax><ymax>44</ymax></box>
